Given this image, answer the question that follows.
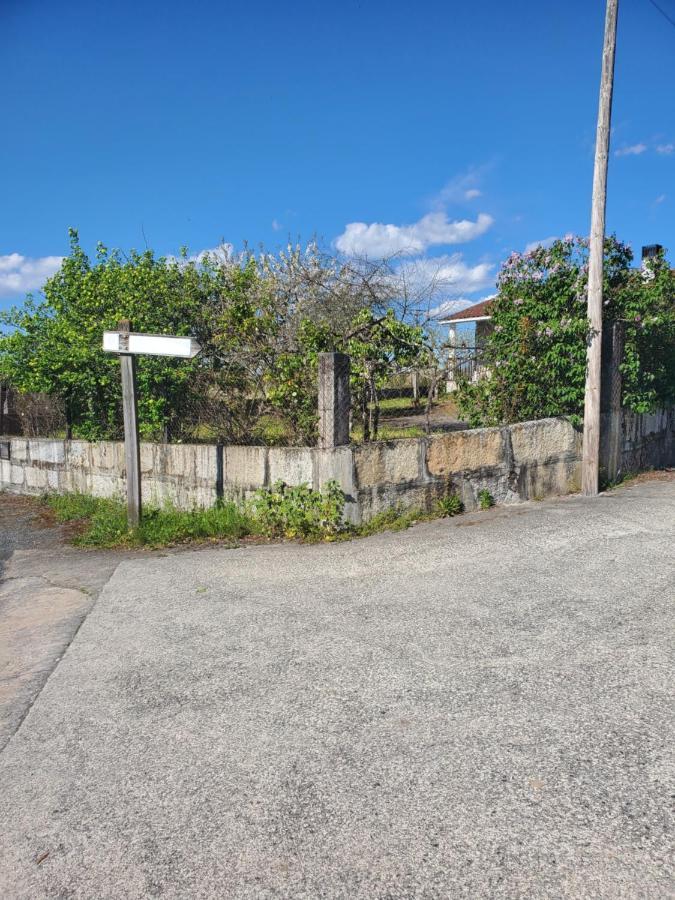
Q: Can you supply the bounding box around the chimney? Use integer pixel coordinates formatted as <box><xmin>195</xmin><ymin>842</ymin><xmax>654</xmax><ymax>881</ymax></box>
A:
<box><xmin>641</xmin><ymin>244</ymin><xmax>663</xmax><ymax>260</ymax></box>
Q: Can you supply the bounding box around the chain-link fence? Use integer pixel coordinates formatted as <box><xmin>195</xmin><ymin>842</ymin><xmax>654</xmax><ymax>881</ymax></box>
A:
<box><xmin>2</xmin><ymin>353</ymin><xmax>472</xmax><ymax>447</ymax></box>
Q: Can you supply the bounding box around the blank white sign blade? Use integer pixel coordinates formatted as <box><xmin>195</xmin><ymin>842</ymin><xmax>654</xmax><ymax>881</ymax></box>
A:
<box><xmin>103</xmin><ymin>331</ymin><xmax>201</xmax><ymax>358</ymax></box>
<box><xmin>127</xmin><ymin>333</ymin><xmax>198</xmax><ymax>357</ymax></box>
<box><xmin>102</xmin><ymin>331</ymin><xmax>121</xmax><ymax>352</ymax></box>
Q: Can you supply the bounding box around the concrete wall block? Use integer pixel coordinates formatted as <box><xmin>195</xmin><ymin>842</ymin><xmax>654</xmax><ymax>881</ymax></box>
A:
<box><xmin>223</xmin><ymin>446</ymin><xmax>267</xmax><ymax>488</ymax></box>
<box><xmin>192</xmin><ymin>444</ymin><xmax>218</xmax><ymax>482</ymax></box>
<box><xmin>142</xmin><ymin>475</ymin><xmax>217</xmax><ymax>511</ymax></box>
<box><xmin>9</xmin><ymin>464</ymin><xmax>26</xmax><ymax>486</ymax></box>
<box><xmin>25</xmin><ymin>466</ymin><xmax>49</xmax><ymax>490</ymax></box>
<box><xmin>315</xmin><ymin>447</ymin><xmax>355</xmax><ymax>491</ymax></box>
<box><xmin>426</xmin><ymin>427</ymin><xmax>503</xmax><ymax>477</ymax></box>
<box><xmin>65</xmin><ymin>442</ymin><xmax>92</xmax><ymax>469</ymax></box>
<box><xmin>509</xmin><ymin>418</ymin><xmax>580</xmax><ymax>466</ymax></box>
<box><xmin>90</xmin><ymin>442</ymin><xmax>125</xmax><ymax>473</ymax></box>
<box><xmin>357</xmin><ymin>480</ymin><xmax>446</xmax><ymax>522</ymax></box>
<box><xmin>516</xmin><ymin>458</ymin><xmax>581</xmax><ymax>501</ymax></box>
<box><xmin>9</xmin><ymin>439</ymin><xmax>30</xmax><ymax>462</ymax></box>
<box><xmin>140</xmin><ymin>442</ymin><xmax>157</xmax><ymax>474</ymax></box>
<box><xmin>160</xmin><ymin>444</ymin><xmax>201</xmax><ymax>478</ymax></box>
<box><xmin>315</xmin><ymin>446</ymin><xmax>358</xmax><ymax>524</ymax></box>
<box><xmin>267</xmin><ymin>447</ymin><xmax>315</xmax><ymax>486</ymax></box>
<box><xmin>58</xmin><ymin>468</ymin><xmax>90</xmax><ymax>495</ymax></box>
<box><xmin>462</xmin><ymin>471</ymin><xmax>521</xmax><ymax>509</ymax></box>
<box><xmin>30</xmin><ymin>440</ymin><xmax>65</xmax><ymax>466</ymax></box>
<box><xmin>0</xmin><ymin>459</ymin><xmax>10</xmax><ymax>484</ymax></box>
<box><xmin>90</xmin><ymin>473</ymin><xmax>124</xmax><ymax>499</ymax></box>
<box><xmin>354</xmin><ymin>440</ymin><xmax>422</xmax><ymax>488</ymax></box>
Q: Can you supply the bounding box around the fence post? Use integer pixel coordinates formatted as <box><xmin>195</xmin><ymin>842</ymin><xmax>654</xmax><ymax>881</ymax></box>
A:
<box><xmin>318</xmin><ymin>352</ymin><xmax>350</xmax><ymax>448</ymax></box>
<box><xmin>600</xmin><ymin>320</ymin><xmax>624</xmax><ymax>483</ymax></box>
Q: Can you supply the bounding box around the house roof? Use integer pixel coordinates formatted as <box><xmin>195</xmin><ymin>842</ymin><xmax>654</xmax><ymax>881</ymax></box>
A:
<box><xmin>439</xmin><ymin>298</ymin><xmax>494</xmax><ymax>323</ymax></box>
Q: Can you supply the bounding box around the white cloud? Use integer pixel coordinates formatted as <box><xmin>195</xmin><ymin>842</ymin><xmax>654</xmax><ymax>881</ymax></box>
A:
<box><xmin>397</xmin><ymin>253</ymin><xmax>495</xmax><ymax>297</ymax></box>
<box><xmin>436</xmin><ymin>165</ymin><xmax>490</xmax><ymax>206</ymax></box>
<box><xmin>654</xmin><ymin>194</ymin><xmax>667</xmax><ymax>205</ymax></box>
<box><xmin>525</xmin><ymin>236</ymin><xmax>557</xmax><ymax>253</ymax></box>
<box><xmin>656</xmin><ymin>143</ymin><xmax>674</xmax><ymax>155</ymax></box>
<box><xmin>615</xmin><ymin>143</ymin><xmax>647</xmax><ymax>157</ymax></box>
<box><xmin>0</xmin><ymin>252</ymin><xmax>64</xmax><ymax>297</ymax></box>
<box><xmin>272</xmin><ymin>219</ymin><xmax>282</xmax><ymax>231</ymax></box>
<box><xmin>188</xmin><ymin>244</ymin><xmax>234</xmax><ymax>264</ymax></box>
<box><xmin>335</xmin><ymin>212</ymin><xmax>493</xmax><ymax>257</ymax></box>
<box><xmin>165</xmin><ymin>244</ymin><xmax>235</xmax><ymax>267</ymax></box>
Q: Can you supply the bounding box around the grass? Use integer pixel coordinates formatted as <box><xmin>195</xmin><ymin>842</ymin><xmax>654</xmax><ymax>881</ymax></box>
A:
<box><xmin>41</xmin><ymin>484</ymin><xmax>472</xmax><ymax>550</ymax></box>
<box><xmin>44</xmin><ymin>492</ymin><xmax>254</xmax><ymax>549</ymax></box>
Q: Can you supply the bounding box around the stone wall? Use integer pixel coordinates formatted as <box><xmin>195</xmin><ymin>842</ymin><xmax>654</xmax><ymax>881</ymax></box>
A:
<box><xmin>352</xmin><ymin>417</ymin><xmax>584</xmax><ymax>520</ymax></box>
<box><xmin>1</xmin><ymin>408</ymin><xmax>672</xmax><ymax>524</ymax></box>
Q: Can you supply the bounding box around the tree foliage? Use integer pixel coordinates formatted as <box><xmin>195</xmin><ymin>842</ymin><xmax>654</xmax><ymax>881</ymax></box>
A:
<box><xmin>456</xmin><ymin>236</ymin><xmax>675</xmax><ymax>427</ymax></box>
<box><xmin>0</xmin><ymin>231</ymin><xmax>429</xmax><ymax>443</ymax></box>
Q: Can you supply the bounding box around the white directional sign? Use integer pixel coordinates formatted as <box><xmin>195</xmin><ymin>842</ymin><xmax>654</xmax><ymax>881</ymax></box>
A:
<box><xmin>102</xmin><ymin>331</ymin><xmax>201</xmax><ymax>358</ymax></box>
<box><xmin>103</xmin><ymin>323</ymin><xmax>202</xmax><ymax>529</ymax></box>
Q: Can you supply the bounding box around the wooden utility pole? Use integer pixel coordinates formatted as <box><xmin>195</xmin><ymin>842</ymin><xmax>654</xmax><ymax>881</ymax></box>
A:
<box><xmin>582</xmin><ymin>0</ymin><xmax>619</xmax><ymax>496</ymax></box>
<box><xmin>118</xmin><ymin>319</ymin><xmax>142</xmax><ymax>528</ymax></box>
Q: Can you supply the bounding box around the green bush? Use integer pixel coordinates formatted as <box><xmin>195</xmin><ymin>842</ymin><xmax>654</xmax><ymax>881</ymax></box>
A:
<box><xmin>250</xmin><ymin>480</ymin><xmax>345</xmax><ymax>539</ymax></box>
<box><xmin>456</xmin><ymin>237</ymin><xmax>675</xmax><ymax>427</ymax></box>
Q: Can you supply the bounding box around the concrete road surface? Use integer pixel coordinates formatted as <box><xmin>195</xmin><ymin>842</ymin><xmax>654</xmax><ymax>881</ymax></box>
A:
<box><xmin>1</xmin><ymin>478</ymin><xmax>674</xmax><ymax>898</ymax></box>
<box><xmin>0</xmin><ymin>495</ymin><xmax>125</xmax><ymax>751</ymax></box>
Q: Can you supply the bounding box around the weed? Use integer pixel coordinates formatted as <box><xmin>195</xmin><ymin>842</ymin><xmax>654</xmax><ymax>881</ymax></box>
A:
<box><xmin>437</xmin><ymin>493</ymin><xmax>464</xmax><ymax>517</ymax></box>
<box><xmin>477</xmin><ymin>489</ymin><xmax>494</xmax><ymax>510</ymax></box>
<box><xmin>356</xmin><ymin>505</ymin><xmax>430</xmax><ymax>537</ymax></box>
<box><xmin>250</xmin><ymin>480</ymin><xmax>345</xmax><ymax>539</ymax></box>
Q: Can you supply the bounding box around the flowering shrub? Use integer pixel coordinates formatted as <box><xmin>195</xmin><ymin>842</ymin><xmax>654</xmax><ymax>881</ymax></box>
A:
<box><xmin>456</xmin><ymin>236</ymin><xmax>674</xmax><ymax>427</ymax></box>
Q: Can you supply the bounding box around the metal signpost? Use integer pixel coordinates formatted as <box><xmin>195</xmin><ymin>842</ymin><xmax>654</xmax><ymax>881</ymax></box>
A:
<box><xmin>103</xmin><ymin>320</ymin><xmax>201</xmax><ymax>528</ymax></box>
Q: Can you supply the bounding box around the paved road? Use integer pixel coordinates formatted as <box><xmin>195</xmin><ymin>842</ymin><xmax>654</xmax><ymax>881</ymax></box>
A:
<box><xmin>1</xmin><ymin>479</ymin><xmax>674</xmax><ymax>898</ymax></box>
<box><xmin>0</xmin><ymin>495</ymin><xmax>125</xmax><ymax>751</ymax></box>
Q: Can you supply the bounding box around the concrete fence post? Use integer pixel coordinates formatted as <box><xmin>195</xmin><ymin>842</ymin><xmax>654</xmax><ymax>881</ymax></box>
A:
<box><xmin>600</xmin><ymin>320</ymin><xmax>624</xmax><ymax>483</ymax></box>
<box><xmin>318</xmin><ymin>352</ymin><xmax>350</xmax><ymax>448</ymax></box>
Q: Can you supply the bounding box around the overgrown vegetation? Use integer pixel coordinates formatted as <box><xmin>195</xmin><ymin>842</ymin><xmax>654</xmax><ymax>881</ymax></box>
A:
<box><xmin>41</xmin><ymin>479</ymin><xmax>473</xmax><ymax>548</ymax></box>
<box><xmin>45</xmin><ymin>492</ymin><xmax>253</xmax><ymax>548</ymax></box>
<box><xmin>44</xmin><ymin>480</ymin><xmax>346</xmax><ymax>547</ymax></box>
<box><xmin>456</xmin><ymin>237</ymin><xmax>675</xmax><ymax>427</ymax></box>
<box><xmin>1</xmin><ymin>232</ymin><xmax>433</xmax><ymax>445</ymax></box>
<box><xmin>4</xmin><ymin>232</ymin><xmax>671</xmax><ymax>445</ymax></box>
<box><xmin>250</xmin><ymin>480</ymin><xmax>345</xmax><ymax>539</ymax></box>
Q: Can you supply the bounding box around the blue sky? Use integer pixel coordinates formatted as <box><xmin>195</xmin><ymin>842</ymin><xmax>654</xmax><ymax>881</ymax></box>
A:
<box><xmin>1</xmin><ymin>0</ymin><xmax>673</xmax><ymax>312</ymax></box>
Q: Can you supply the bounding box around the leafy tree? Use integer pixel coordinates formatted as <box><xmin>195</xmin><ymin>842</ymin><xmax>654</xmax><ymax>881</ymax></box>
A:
<box><xmin>456</xmin><ymin>236</ymin><xmax>674</xmax><ymax>427</ymax></box>
<box><xmin>0</xmin><ymin>232</ymin><xmax>432</xmax><ymax>444</ymax></box>
<box><xmin>0</xmin><ymin>230</ymin><xmax>213</xmax><ymax>440</ymax></box>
